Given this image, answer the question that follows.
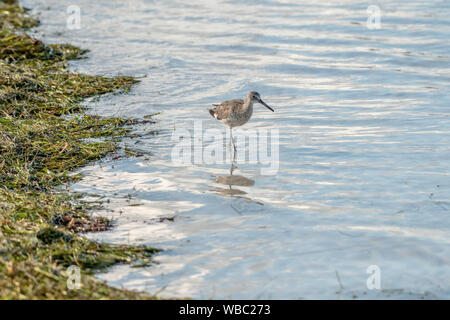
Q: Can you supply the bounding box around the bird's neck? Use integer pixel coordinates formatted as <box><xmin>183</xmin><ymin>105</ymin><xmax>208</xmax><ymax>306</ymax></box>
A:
<box><xmin>243</xmin><ymin>97</ymin><xmax>254</xmax><ymax>111</ymax></box>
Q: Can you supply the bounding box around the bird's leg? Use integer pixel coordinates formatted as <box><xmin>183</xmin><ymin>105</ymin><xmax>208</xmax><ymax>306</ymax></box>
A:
<box><xmin>230</xmin><ymin>127</ymin><xmax>238</xmax><ymax>169</ymax></box>
<box><xmin>227</xmin><ymin>127</ymin><xmax>232</xmax><ymax>161</ymax></box>
<box><xmin>230</xmin><ymin>127</ymin><xmax>237</xmax><ymax>152</ymax></box>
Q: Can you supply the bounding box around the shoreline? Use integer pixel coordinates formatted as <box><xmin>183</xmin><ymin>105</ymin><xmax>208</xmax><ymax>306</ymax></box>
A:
<box><xmin>0</xmin><ymin>0</ymin><xmax>160</xmax><ymax>299</ymax></box>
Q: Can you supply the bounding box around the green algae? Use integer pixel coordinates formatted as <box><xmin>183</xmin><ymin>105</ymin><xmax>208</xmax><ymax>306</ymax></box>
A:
<box><xmin>0</xmin><ymin>0</ymin><xmax>159</xmax><ymax>299</ymax></box>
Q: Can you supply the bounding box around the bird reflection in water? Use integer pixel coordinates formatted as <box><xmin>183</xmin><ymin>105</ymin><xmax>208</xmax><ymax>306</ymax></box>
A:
<box><xmin>212</xmin><ymin>139</ymin><xmax>265</xmax><ymax>214</ymax></box>
<box><xmin>214</xmin><ymin>167</ymin><xmax>255</xmax><ymax>196</ymax></box>
<box><xmin>213</xmin><ymin>148</ymin><xmax>254</xmax><ymax>197</ymax></box>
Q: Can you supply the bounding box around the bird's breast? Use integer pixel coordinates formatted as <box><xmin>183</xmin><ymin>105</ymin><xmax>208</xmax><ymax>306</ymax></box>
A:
<box><xmin>226</xmin><ymin>106</ymin><xmax>253</xmax><ymax>127</ymax></box>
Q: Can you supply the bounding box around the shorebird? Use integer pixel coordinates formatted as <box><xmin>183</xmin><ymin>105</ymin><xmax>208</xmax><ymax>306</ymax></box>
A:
<box><xmin>209</xmin><ymin>91</ymin><xmax>274</xmax><ymax>151</ymax></box>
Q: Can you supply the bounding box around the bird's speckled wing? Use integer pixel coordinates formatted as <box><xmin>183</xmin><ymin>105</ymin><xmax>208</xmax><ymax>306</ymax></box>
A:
<box><xmin>209</xmin><ymin>99</ymin><xmax>243</xmax><ymax>120</ymax></box>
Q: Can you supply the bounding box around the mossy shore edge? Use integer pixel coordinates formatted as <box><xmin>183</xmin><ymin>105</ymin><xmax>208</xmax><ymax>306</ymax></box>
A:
<box><xmin>0</xmin><ymin>0</ymin><xmax>159</xmax><ymax>299</ymax></box>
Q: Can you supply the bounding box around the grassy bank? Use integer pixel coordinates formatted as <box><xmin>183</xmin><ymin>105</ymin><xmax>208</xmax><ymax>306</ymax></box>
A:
<box><xmin>0</xmin><ymin>0</ymin><xmax>159</xmax><ymax>299</ymax></box>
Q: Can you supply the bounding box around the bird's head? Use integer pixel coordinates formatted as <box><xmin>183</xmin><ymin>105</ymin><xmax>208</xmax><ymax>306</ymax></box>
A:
<box><xmin>247</xmin><ymin>91</ymin><xmax>274</xmax><ymax>112</ymax></box>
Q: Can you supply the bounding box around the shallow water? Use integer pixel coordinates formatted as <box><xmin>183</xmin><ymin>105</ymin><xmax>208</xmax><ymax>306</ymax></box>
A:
<box><xmin>28</xmin><ymin>0</ymin><xmax>450</xmax><ymax>299</ymax></box>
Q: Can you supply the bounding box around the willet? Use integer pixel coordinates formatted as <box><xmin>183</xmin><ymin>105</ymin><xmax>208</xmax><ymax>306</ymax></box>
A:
<box><xmin>209</xmin><ymin>91</ymin><xmax>274</xmax><ymax>151</ymax></box>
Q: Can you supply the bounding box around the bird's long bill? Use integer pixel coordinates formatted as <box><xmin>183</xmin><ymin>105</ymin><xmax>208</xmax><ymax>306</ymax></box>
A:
<box><xmin>259</xmin><ymin>98</ymin><xmax>274</xmax><ymax>112</ymax></box>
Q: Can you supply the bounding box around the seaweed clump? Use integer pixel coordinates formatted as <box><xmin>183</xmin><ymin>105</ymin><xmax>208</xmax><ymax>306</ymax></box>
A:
<box><xmin>0</xmin><ymin>0</ymin><xmax>159</xmax><ymax>299</ymax></box>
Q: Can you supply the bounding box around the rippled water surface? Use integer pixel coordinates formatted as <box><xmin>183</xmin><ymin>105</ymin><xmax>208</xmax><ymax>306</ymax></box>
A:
<box><xmin>28</xmin><ymin>0</ymin><xmax>450</xmax><ymax>299</ymax></box>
